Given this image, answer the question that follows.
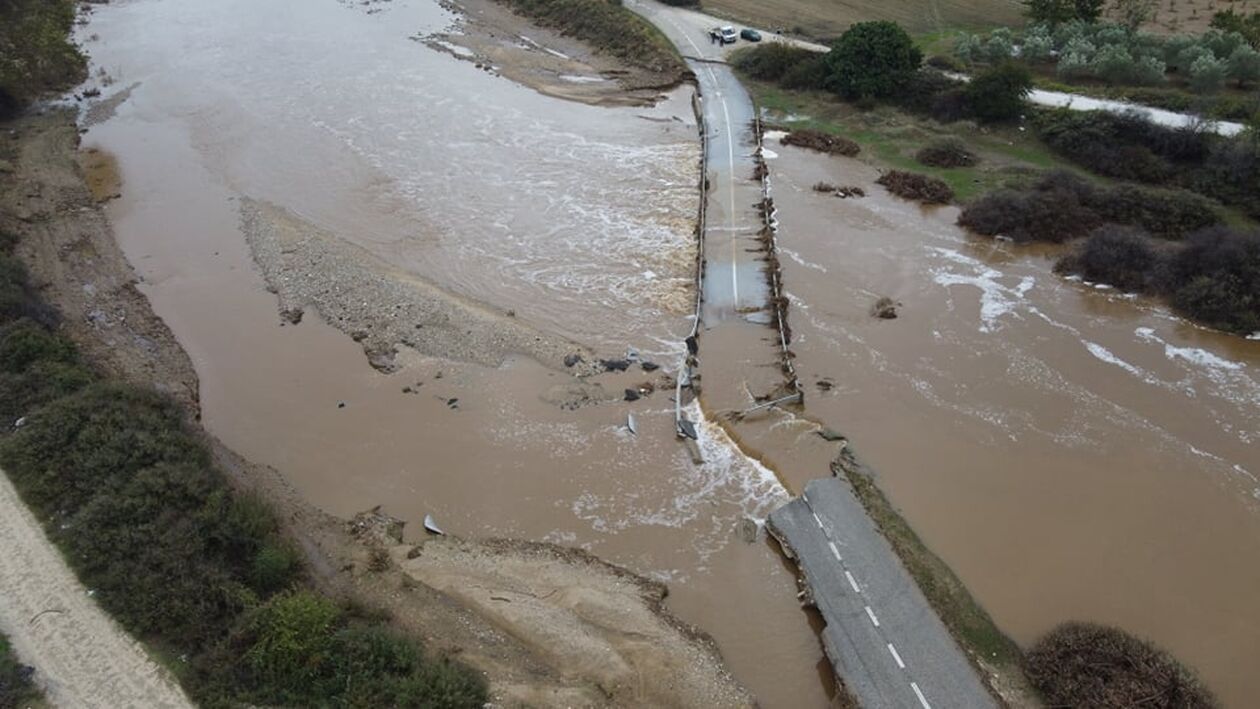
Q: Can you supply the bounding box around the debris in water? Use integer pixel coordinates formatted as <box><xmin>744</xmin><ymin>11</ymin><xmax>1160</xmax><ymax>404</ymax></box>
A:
<box><xmin>423</xmin><ymin>514</ymin><xmax>445</xmax><ymax>536</ymax></box>
<box><xmin>870</xmin><ymin>296</ymin><xmax>901</xmax><ymax>319</ymax></box>
<box><xmin>626</xmin><ymin>412</ymin><xmax>638</xmax><ymax>435</ymax></box>
<box><xmin>677</xmin><ymin>417</ymin><xmax>698</xmax><ymax>440</ymax></box>
<box><xmin>625</xmin><ymin>346</ymin><xmax>640</xmax><ymax>362</ymax></box>
<box><xmin>564</xmin><ymin>353</ymin><xmax>582</xmax><ymax>367</ymax></box>
<box><xmin>337</xmin><ymin>401</ymin><xmax>346</xmax><ymax>409</ymax></box>
<box><xmin>446</xmin><ymin>397</ymin><xmax>459</xmax><ymax>409</ymax></box>
<box><xmin>737</xmin><ymin>517</ymin><xmax>759</xmax><ymax>543</ymax></box>
<box><xmin>600</xmin><ymin>358</ymin><xmax>631</xmax><ymax>372</ymax></box>
<box><xmin>641</xmin><ymin>361</ymin><xmax>660</xmax><ymax>372</ymax></box>
<box><xmin>685</xmin><ymin>335</ymin><xmax>698</xmax><ymax>356</ymax></box>
<box><xmin>624</xmin><ymin>388</ymin><xmax>640</xmax><ymax>402</ymax></box>
<box><xmin>817</xmin><ymin>428</ymin><xmax>846</xmax><ymax>442</ymax></box>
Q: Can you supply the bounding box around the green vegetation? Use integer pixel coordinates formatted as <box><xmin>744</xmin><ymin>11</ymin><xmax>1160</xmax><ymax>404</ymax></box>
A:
<box><xmin>0</xmin><ymin>0</ymin><xmax>86</xmax><ymax>118</ymax></box>
<box><xmin>1027</xmin><ymin>622</ymin><xmax>1217</xmax><ymax>708</ymax></box>
<box><xmin>1</xmin><ymin>635</ymin><xmax>43</xmax><ymax>708</ymax></box>
<box><xmin>0</xmin><ymin>229</ymin><xmax>487</xmax><ymax>706</ymax></box>
<box><xmin>1032</xmin><ymin>109</ymin><xmax>1260</xmax><ymax>217</ymax></box>
<box><xmin>954</xmin><ymin>20</ymin><xmax>1260</xmax><ymax>94</ymax></box>
<box><xmin>826</xmin><ymin>21</ymin><xmax>924</xmax><ymax>99</ymax></box>
<box><xmin>492</xmin><ymin>0</ymin><xmax>684</xmax><ymax>76</ymax></box>
<box><xmin>1211</xmin><ymin>8</ymin><xmax>1260</xmax><ymax>50</ymax></box>
<box><xmin>964</xmin><ymin>62</ymin><xmax>1033</xmax><ymax>122</ymax></box>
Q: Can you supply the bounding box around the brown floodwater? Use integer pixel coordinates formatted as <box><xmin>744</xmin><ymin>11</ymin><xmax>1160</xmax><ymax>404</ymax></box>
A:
<box><xmin>77</xmin><ymin>0</ymin><xmax>831</xmax><ymax>706</ymax></box>
<box><xmin>759</xmin><ymin>138</ymin><xmax>1260</xmax><ymax>707</ymax></box>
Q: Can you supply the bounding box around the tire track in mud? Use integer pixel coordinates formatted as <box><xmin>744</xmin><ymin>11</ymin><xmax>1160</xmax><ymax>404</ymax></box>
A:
<box><xmin>0</xmin><ymin>469</ymin><xmax>191</xmax><ymax>709</ymax></box>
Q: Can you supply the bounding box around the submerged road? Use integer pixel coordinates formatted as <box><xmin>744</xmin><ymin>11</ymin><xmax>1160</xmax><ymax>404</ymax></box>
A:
<box><xmin>628</xmin><ymin>4</ymin><xmax>998</xmax><ymax>706</ymax></box>
<box><xmin>627</xmin><ymin>0</ymin><xmax>768</xmax><ymax>320</ymax></box>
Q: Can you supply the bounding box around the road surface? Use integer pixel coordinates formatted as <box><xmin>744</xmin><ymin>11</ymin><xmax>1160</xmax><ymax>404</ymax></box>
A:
<box><xmin>771</xmin><ymin>477</ymin><xmax>997</xmax><ymax>708</ymax></box>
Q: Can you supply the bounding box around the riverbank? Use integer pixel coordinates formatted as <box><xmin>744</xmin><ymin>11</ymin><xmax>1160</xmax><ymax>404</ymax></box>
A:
<box><xmin>428</xmin><ymin>0</ymin><xmax>689</xmax><ymax>106</ymax></box>
<box><xmin>0</xmin><ymin>102</ymin><xmax>751</xmax><ymax>706</ymax></box>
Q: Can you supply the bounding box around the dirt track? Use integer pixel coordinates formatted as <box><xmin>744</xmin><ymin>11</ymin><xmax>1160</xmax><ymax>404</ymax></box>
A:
<box><xmin>0</xmin><ymin>469</ymin><xmax>191</xmax><ymax>709</ymax></box>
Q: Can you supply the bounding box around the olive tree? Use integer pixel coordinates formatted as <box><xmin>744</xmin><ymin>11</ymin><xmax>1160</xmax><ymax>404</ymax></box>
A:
<box><xmin>1227</xmin><ymin>44</ymin><xmax>1260</xmax><ymax>86</ymax></box>
<box><xmin>1189</xmin><ymin>53</ymin><xmax>1228</xmax><ymax>92</ymax></box>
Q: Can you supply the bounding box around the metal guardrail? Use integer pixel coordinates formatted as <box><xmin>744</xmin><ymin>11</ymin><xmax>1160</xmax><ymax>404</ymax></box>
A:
<box><xmin>676</xmin><ymin>88</ymin><xmax>709</xmax><ymax>435</ymax></box>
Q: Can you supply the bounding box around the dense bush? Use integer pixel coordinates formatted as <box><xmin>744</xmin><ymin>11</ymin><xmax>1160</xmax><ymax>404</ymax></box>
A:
<box><xmin>0</xmin><ymin>0</ymin><xmax>86</xmax><ymax>117</ymax></box>
<box><xmin>0</xmin><ymin>635</ymin><xmax>40</xmax><ymax>708</ymax></box>
<box><xmin>916</xmin><ymin>138</ymin><xmax>977</xmax><ymax>167</ymax></box>
<box><xmin>1027</xmin><ymin>623</ymin><xmax>1217</xmax><ymax>708</ymax></box>
<box><xmin>958</xmin><ymin>171</ymin><xmax>1220</xmax><ymax>242</ymax></box>
<box><xmin>964</xmin><ymin>63</ymin><xmax>1032</xmax><ymax>123</ymax></box>
<box><xmin>1164</xmin><ymin>227</ymin><xmax>1260</xmax><ymax>334</ymax></box>
<box><xmin>1055</xmin><ymin>224</ymin><xmax>1164</xmax><ymax>290</ymax></box>
<box><xmin>1212</xmin><ymin>9</ymin><xmax>1260</xmax><ymax>50</ymax></box>
<box><xmin>0</xmin><ymin>231</ymin><xmax>487</xmax><ymax>705</ymax></box>
<box><xmin>1034</xmin><ymin>108</ymin><xmax>1260</xmax><ymax>217</ymax></box>
<box><xmin>876</xmin><ymin>170</ymin><xmax>954</xmax><ymax>204</ymax></box>
<box><xmin>229</xmin><ymin>593</ymin><xmax>487</xmax><ymax>707</ymax></box>
<box><xmin>825</xmin><ymin>21</ymin><xmax>922</xmax><ymax>99</ymax></box>
<box><xmin>732</xmin><ymin>44</ymin><xmax>818</xmax><ymax>83</ymax></box>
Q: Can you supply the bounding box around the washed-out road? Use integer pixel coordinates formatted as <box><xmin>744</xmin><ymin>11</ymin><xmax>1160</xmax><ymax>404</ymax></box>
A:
<box><xmin>627</xmin><ymin>3</ymin><xmax>998</xmax><ymax>706</ymax></box>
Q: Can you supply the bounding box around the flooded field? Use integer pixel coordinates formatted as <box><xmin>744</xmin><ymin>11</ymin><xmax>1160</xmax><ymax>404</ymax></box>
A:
<box><xmin>78</xmin><ymin>0</ymin><xmax>829</xmax><ymax>705</ymax></box>
<box><xmin>766</xmin><ymin>141</ymin><xmax>1260</xmax><ymax>706</ymax></box>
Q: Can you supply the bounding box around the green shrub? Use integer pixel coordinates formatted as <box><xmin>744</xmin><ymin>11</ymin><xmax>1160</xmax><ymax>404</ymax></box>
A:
<box><xmin>243</xmin><ymin>591</ymin><xmax>342</xmax><ymax>696</ymax></box>
<box><xmin>0</xmin><ymin>635</ymin><xmax>40</xmax><ymax>708</ymax></box>
<box><xmin>1056</xmin><ymin>224</ymin><xmax>1165</xmax><ymax>290</ymax></box>
<box><xmin>1027</xmin><ymin>622</ymin><xmax>1217</xmax><ymax>708</ymax></box>
<box><xmin>964</xmin><ymin>62</ymin><xmax>1032</xmax><ymax>123</ymax></box>
<box><xmin>251</xmin><ymin>543</ymin><xmax>302</xmax><ymax>594</ymax></box>
<box><xmin>0</xmin><ymin>0</ymin><xmax>86</xmax><ymax>117</ymax></box>
<box><xmin>1165</xmin><ymin>227</ymin><xmax>1260</xmax><ymax>334</ymax></box>
<box><xmin>825</xmin><ymin>21</ymin><xmax>922</xmax><ymax>99</ymax></box>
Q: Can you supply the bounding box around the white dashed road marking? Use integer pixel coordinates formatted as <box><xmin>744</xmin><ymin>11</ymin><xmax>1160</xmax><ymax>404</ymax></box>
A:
<box><xmin>888</xmin><ymin>643</ymin><xmax>906</xmax><ymax>669</ymax></box>
<box><xmin>828</xmin><ymin>541</ymin><xmax>841</xmax><ymax>561</ymax></box>
<box><xmin>845</xmin><ymin>570</ymin><xmax>860</xmax><ymax>594</ymax></box>
<box><xmin>911</xmin><ymin>682</ymin><xmax>932</xmax><ymax>709</ymax></box>
<box><xmin>864</xmin><ymin>605</ymin><xmax>880</xmax><ymax>628</ymax></box>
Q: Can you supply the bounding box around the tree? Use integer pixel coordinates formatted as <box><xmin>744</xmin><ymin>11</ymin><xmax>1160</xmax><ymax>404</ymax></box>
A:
<box><xmin>1112</xmin><ymin>0</ymin><xmax>1157</xmax><ymax>31</ymax></box>
<box><xmin>965</xmin><ymin>62</ymin><xmax>1033</xmax><ymax>122</ymax></box>
<box><xmin>1189</xmin><ymin>53</ymin><xmax>1227</xmax><ymax>93</ymax></box>
<box><xmin>1228</xmin><ymin>45</ymin><xmax>1260</xmax><ymax>87</ymax></box>
<box><xmin>825</xmin><ymin>21</ymin><xmax>922</xmax><ymax>99</ymax></box>
<box><xmin>1211</xmin><ymin>9</ymin><xmax>1260</xmax><ymax>50</ymax></box>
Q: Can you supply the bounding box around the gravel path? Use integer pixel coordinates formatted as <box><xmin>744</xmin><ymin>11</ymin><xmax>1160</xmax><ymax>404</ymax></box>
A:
<box><xmin>0</xmin><ymin>469</ymin><xmax>192</xmax><ymax>709</ymax></box>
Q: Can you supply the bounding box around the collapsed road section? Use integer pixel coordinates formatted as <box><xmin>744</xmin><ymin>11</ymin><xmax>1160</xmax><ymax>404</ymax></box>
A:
<box><xmin>769</xmin><ymin>477</ymin><xmax>996</xmax><ymax>708</ymax></box>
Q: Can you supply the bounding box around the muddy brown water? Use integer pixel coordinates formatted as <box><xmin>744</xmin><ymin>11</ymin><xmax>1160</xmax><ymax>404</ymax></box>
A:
<box><xmin>77</xmin><ymin>0</ymin><xmax>829</xmax><ymax>706</ymax></box>
<box><xmin>762</xmin><ymin>139</ymin><xmax>1260</xmax><ymax>707</ymax></box>
<box><xmin>76</xmin><ymin>0</ymin><xmax>1260</xmax><ymax>705</ymax></box>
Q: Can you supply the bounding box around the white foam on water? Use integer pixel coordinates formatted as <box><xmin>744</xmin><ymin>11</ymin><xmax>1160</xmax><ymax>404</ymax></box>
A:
<box><xmin>763</xmin><ymin>129</ymin><xmax>788</xmax><ymax>142</ymax></box>
<box><xmin>1084</xmin><ymin>341</ymin><xmax>1145</xmax><ymax>378</ymax></box>
<box><xmin>761</xmin><ymin>147</ymin><xmax>779</xmax><ymax>160</ymax></box>
<box><xmin>927</xmin><ymin>246</ymin><xmax>1035</xmax><ymax>333</ymax></box>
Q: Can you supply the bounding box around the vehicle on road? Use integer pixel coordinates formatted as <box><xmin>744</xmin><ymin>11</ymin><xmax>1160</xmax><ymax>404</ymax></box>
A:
<box><xmin>740</xmin><ymin>28</ymin><xmax>761</xmax><ymax>42</ymax></box>
<box><xmin>709</xmin><ymin>26</ymin><xmax>738</xmax><ymax>44</ymax></box>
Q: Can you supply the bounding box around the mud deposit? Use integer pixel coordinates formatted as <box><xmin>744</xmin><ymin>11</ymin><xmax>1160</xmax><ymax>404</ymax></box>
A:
<box><xmin>764</xmin><ymin>142</ymin><xmax>1260</xmax><ymax>706</ymax></box>
<box><xmin>75</xmin><ymin>0</ymin><xmax>828</xmax><ymax>705</ymax></box>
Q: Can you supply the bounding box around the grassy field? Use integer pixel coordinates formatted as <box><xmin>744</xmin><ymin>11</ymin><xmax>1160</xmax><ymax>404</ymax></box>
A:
<box><xmin>1111</xmin><ymin>0</ymin><xmax>1260</xmax><ymax>34</ymax></box>
<box><xmin>700</xmin><ymin>0</ymin><xmax>1023</xmax><ymax>41</ymax></box>
<box><xmin>748</xmin><ymin>81</ymin><xmax>1080</xmax><ymax>202</ymax></box>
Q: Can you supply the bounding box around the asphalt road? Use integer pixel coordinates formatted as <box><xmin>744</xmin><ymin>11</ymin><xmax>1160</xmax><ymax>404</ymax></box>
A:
<box><xmin>627</xmin><ymin>0</ymin><xmax>768</xmax><ymax>322</ymax></box>
<box><xmin>771</xmin><ymin>478</ymin><xmax>997</xmax><ymax>708</ymax></box>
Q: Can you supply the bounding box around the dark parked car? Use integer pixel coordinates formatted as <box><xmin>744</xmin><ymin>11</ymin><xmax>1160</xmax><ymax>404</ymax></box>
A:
<box><xmin>740</xmin><ymin>28</ymin><xmax>762</xmax><ymax>42</ymax></box>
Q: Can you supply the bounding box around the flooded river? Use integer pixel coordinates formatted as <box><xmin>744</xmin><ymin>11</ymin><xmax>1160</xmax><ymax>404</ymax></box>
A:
<box><xmin>78</xmin><ymin>0</ymin><xmax>1260</xmax><ymax>705</ymax></box>
<box><xmin>78</xmin><ymin>0</ymin><xmax>828</xmax><ymax>705</ymax></box>
<box><xmin>765</xmin><ymin>141</ymin><xmax>1260</xmax><ymax>707</ymax></box>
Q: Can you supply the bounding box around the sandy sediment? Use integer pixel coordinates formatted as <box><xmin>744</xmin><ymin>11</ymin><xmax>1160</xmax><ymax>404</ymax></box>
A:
<box><xmin>425</xmin><ymin>0</ymin><xmax>685</xmax><ymax>107</ymax></box>
<box><xmin>0</xmin><ymin>468</ymin><xmax>192</xmax><ymax>709</ymax></box>
<box><xmin>240</xmin><ymin>198</ymin><xmax>597</xmax><ymax>374</ymax></box>
<box><xmin>398</xmin><ymin>535</ymin><xmax>755</xmax><ymax>707</ymax></box>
